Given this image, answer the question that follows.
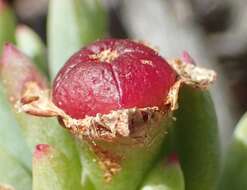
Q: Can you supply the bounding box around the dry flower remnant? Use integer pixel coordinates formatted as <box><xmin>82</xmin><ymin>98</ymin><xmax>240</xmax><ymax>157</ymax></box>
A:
<box><xmin>17</xmin><ymin>39</ymin><xmax>216</xmax><ymax>181</ymax></box>
<box><xmin>89</xmin><ymin>49</ymin><xmax>119</xmax><ymax>63</ymax></box>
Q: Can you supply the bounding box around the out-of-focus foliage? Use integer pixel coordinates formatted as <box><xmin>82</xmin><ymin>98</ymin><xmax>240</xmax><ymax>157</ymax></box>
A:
<box><xmin>48</xmin><ymin>0</ymin><xmax>107</xmax><ymax>79</ymax></box>
<box><xmin>0</xmin><ymin>146</ymin><xmax>32</xmax><ymax>190</ymax></box>
<box><xmin>0</xmin><ymin>1</ymin><xmax>15</xmax><ymax>52</ymax></box>
<box><xmin>174</xmin><ymin>86</ymin><xmax>220</xmax><ymax>190</ymax></box>
<box><xmin>219</xmin><ymin>113</ymin><xmax>247</xmax><ymax>190</ymax></box>
<box><xmin>16</xmin><ymin>25</ymin><xmax>48</xmax><ymax>78</ymax></box>
<box><xmin>140</xmin><ymin>157</ymin><xmax>184</xmax><ymax>190</ymax></box>
<box><xmin>120</xmin><ymin>0</ymin><xmax>236</xmax><ymax>150</ymax></box>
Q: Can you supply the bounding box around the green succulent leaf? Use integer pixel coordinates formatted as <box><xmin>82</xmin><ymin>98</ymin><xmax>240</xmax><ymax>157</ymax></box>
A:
<box><xmin>219</xmin><ymin>113</ymin><xmax>247</xmax><ymax>190</ymax></box>
<box><xmin>33</xmin><ymin>144</ymin><xmax>81</xmax><ymax>190</ymax></box>
<box><xmin>0</xmin><ymin>44</ymin><xmax>83</xmax><ymax>189</ymax></box>
<box><xmin>47</xmin><ymin>0</ymin><xmax>107</xmax><ymax>79</ymax></box>
<box><xmin>140</xmin><ymin>156</ymin><xmax>185</xmax><ymax>190</ymax></box>
<box><xmin>0</xmin><ymin>145</ymin><xmax>32</xmax><ymax>190</ymax></box>
<box><xmin>75</xmin><ymin>0</ymin><xmax>107</xmax><ymax>43</ymax></box>
<box><xmin>16</xmin><ymin>25</ymin><xmax>49</xmax><ymax>78</ymax></box>
<box><xmin>0</xmin><ymin>1</ymin><xmax>31</xmax><ymax>170</ymax></box>
<box><xmin>0</xmin><ymin>1</ymin><xmax>15</xmax><ymax>53</ymax></box>
<box><xmin>0</xmin><ymin>84</ymin><xmax>32</xmax><ymax>169</ymax></box>
<box><xmin>81</xmin><ymin>170</ymin><xmax>95</xmax><ymax>190</ymax></box>
<box><xmin>173</xmin><ymin>86</ymin><xmax>220</xmax><ymax>190</ymax></box>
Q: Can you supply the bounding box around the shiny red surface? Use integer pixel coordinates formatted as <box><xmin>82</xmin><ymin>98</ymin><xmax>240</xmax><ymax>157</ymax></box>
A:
<box><xmin>52</xmin><ymin>39</ymin><xmax>176</xmax><ymax>119</ymax></box>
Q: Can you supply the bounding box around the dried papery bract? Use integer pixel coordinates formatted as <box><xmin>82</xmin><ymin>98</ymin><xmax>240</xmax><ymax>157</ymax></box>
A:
<box><xmin>18</xmin><ymin>39</ymin><xmax>216</xmax><ymax>189</ymax></box>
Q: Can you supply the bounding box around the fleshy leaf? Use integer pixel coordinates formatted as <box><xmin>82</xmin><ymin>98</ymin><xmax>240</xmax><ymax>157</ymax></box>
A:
<box><xmin>0</xmin><ymin>0</ymin><xmax>31</xmax><ymax>170</ymax></box>
<box><xmin>0</xmin><ymin>0</ymin><xmax>15</xmax><ymax>53</ymax></box>
<box><xmin>0</xmin><ymin>44</ymin><xmax>83</xmax><ymax>189</ymax></box>
<box><xmin>33</xmin><ymin>144</ymin><xmax>81</xmax><ymax>190</ymax></box>
<box><xmin>140</xmin><ymin>155</ymin><xmax>185</xmax><ymax>190</ymax></box>
<box><xmin>16</xmin><ymin>25</ymin><xmax>49</xmax><ymax>78</ymax></box>
<box><xmin>47</xmin><ymin>0</ymin><xmax>107</xmax><ymax>79</ymax></box>
<box><xmin>0</xmin><ymin>145</ymin><xmax>31</xmax><ymax>190</ymax></box>
<box><xmin>219</xmin><ymin>113</ymin><xmax>247</xmax><ymax>190</ymax></box>
<box><xmin>0</xmin><ymin>84</ymin><xmax>32</xmax><ymax>169</ymax></box>
<box><xmin>1</xmin><ymin>43</ymin><xmax>47</xmax><ymax>103</ymax></box>
<box><xmin>173</xmin><ymin>86</ymin><xmax>220</xmax><ymax>190</ymax></box>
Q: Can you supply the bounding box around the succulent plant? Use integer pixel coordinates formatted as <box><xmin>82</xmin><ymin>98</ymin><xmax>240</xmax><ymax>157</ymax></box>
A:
<box><xmin>219</xmin><ymin>113</ymin><xmax>247</xmax><ymax>190</ymax></box>
<box><xmin>0</xmin><ymin>1</ymin><xmax>245</xmax><ymax>190</ymax></box>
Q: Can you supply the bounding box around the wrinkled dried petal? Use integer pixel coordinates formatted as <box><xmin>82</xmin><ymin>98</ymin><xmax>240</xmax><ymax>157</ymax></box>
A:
<box><xmin>168</xmin><ymin>59</ymin><xmax>216</xmax><ymax>89</ymax></box>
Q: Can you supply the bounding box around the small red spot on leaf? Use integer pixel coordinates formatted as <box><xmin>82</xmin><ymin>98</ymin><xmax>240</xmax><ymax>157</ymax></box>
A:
<box><xmin>34</xmin><ymin>144</ymin><xmax>50</xmax><ymax>159</ymax></box>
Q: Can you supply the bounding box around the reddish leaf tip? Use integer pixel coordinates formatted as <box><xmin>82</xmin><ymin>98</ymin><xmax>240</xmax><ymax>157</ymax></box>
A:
<box><xmin>34</xmin><ymin>144</ymin><xmax>50</xmax><ymax>159</ymax></box>
<box><xmin>3</xmin><ymin>42</ymin><xmax>17</xmax><ymax>50</ymax></box>
<box><xmin>167</xmin><ymin>153</ymin><xmax>179</xmax><ymax>164</ymax></box>
<box><xmin>181</xmin><ymin>51</ymin><xmax>195</xmax><ymax>65</ymax></box>
<box><xmin>1</xmin><ymin>42</ymin><xmax>48</xmax><ymax>103</ymax></box>
<box><xmin>1</xmin><ymin>43</ymin><xmax>20</xmax><ymax>66</ymax></box>
<box><xmin>2</xmin><ymin>42</ymin><xmax>17</xmax><ymax>56</ymax></box>
<box><xmin>0</xmin><ymin>0</ymin><xmax>7</xmax><ymax>11</ymax></box>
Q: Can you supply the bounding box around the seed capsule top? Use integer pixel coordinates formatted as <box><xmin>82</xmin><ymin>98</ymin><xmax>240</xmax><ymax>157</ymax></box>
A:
<box><xmin>52</xmin><ymin>39</ymin><xmax>177</xmax><ymax>119</ymax></box>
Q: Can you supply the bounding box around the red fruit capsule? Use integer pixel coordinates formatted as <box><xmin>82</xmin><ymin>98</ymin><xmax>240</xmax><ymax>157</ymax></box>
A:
<box><xmin>52</xmin><ymin>39</ymin><xmax>177</xmax><ymax>119</ymax></box>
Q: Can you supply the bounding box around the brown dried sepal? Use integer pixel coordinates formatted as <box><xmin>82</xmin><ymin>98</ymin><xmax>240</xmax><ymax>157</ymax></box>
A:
<box><xmin>17</xmin><ymin>82</ymin><xmax>166</xmax><ymax>143</ymax></box>
<box><xmin>168</xmin><ymin>59</ymin><xmax>216</xmax><ymax>89</ymax></box>
<box><xmin>17</xmin><ymin>82</ymin><xmax>63</xmax><ymax>117</ymax></box>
